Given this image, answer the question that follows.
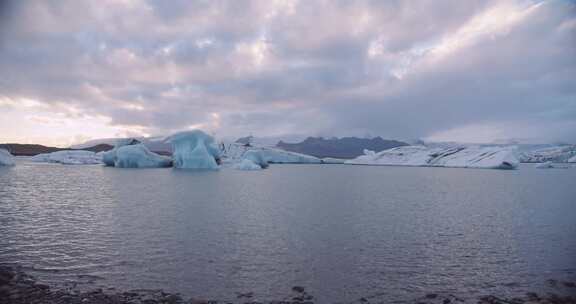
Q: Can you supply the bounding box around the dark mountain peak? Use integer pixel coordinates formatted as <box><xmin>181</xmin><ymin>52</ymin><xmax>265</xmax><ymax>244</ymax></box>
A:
<box><xmin>276</xmin><ymin>136</ymin><xmax>408</xmax><ymax>159</ymax></box>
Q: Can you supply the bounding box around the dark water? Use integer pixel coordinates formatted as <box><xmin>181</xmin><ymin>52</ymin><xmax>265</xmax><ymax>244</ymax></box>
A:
<box><xmin>1</xmin><ymin>161</ymin><xmax>575</xmax><ymax>302</ymax></box>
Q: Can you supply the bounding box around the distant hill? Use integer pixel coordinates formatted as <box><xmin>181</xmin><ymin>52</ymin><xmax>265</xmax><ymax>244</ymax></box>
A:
<box><xmin>276</xmin><ymin>137</ymin><xmax>408</xmax><ymax>159</ymax></box>
<box><xmin>0</xmin><ymin>144</ymin><xmax>63</xmax><ymax>156</ymax></box>
<box><xmin>82</xmin><ymin>144</ymin><xmax>114</xmax><ymax>153</ymax></box>
<box><xmin>0</xmin><ymin>143</ymin><xmax>113</xmax><ymax>156</ymax></box>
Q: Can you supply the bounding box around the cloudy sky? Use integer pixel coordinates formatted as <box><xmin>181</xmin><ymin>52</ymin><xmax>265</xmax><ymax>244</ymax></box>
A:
<box><xmin>0</xmin><ymin>0</ymin><xmax>574</xmax><ymax>147</ymax></box>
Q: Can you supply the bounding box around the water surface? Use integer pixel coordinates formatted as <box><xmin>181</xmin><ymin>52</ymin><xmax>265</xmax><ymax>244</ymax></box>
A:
<box><xmin>1</xmin><ymin>161</ymin><xmax>575</xmax><ymax>302</ymax></box>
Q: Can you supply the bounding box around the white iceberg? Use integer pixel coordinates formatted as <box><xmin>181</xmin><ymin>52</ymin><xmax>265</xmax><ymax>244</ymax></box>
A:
<box><xmin>30</xmin><ymin>150</ymin><xmax>102</xmax><ymax>165</ymax></box>
<box><xmin>0</xmin><ymin>149</ymin><xmax>15</xmax><ymax>166</ymax></box>
<box><xmin>520</xmin><ymin>145</ymin><xmax>576</xmax><ymax>163</ymax></box>
<box><xmin>258</xmin><ymin>148</ymin><xmax>321</xmax><ymax>164</ymax></box>
<box><xmin>221</xmin><ymin>142</ymin><xmax>321</xmax><ymax>166</ymax></box>
<box><xmin>166</xmin><ymin>130</ymin><xmax>220</xmax><ymax>169</ymax></box>
<box><xmin>346</xmin><ymin>145</ymin><xmax>519</xmax><ymax>169</ymax></box>
<box><xmin>114</xmin><ymin>144</ymin><xmax>172</xmax><ymax>168</ymax></box>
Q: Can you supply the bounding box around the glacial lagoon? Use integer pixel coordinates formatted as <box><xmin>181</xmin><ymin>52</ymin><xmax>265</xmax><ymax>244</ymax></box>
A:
<box><xmin>0</xmin><ymin>161</ymin><xmax>575</xmax><ymax>302</ymax></box>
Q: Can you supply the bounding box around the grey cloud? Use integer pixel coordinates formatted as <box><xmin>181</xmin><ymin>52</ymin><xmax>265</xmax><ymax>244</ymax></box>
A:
<box><xmin>0</xmin><ymin>0</ymin><xmax>574</xmax><ymax>143</ymax></box>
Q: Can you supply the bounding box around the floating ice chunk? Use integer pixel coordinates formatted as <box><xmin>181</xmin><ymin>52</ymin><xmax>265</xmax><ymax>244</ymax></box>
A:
<box><xmin>243</xmin><ymin>150</ymin><xmax>269</xmax><ymax>168</ymax></box>
<box><xmin>0</xmin><ymin>149</ymin><xmax>15</xmax><ymax>166</ymax></box>
<box><xmin>257</xmin><ymin>148</ymin><xmax>321</xmax><ymax>164</ymax></box>
<box><xmin>321</xmin><ymin>157</ymin><xmax>346</xmax><ymax>164</ymax></box>
<box><xmin>233</xmin><ymin>159</ymin><xmax>264</xmax><ymax>170</ymax></box>
<box><xmin>30</xmin><ymin>150</ymin><xmax>102</xmax><ymax>165</ymax></box>
<box><xmin>232</xmin><ymin>150</ymin><xmax>269</xmax><ymax>170</ymax></box>
<box><xmin>346</xmin><ymin>145</ymin><xmax>519</xmax><ymax>169</ymax></box>
<box><xmin>520</xmin><ymin>145</ymin><xmax>576</xmax><ymax>163</ymax></box>
<box><xmin>114</xmin><ymin>144</ymin><xmax>172</xmax><ymax>168</ymax></box>
<box><xmin>166</xmin><ymin>130</ymin><xmax>220</xmax><ymax>169</ymax></box>
<box><xmin>535</xmin><ymin>161</ymin><xmax>554</xmax><ymax>169</ymax></box>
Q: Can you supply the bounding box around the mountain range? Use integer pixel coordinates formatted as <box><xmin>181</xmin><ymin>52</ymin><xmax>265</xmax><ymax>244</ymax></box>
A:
<box><xmin>276</xmin><ymin>137</ymin><xmax>408</xmax><ymax>159</ymax></box>
<box><xmin>0</xmin><ymin>143</ymin><xmax>113</xmax><ymax>156</ymax></box>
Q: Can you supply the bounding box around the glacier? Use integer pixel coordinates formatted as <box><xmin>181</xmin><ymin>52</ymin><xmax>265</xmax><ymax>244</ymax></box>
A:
<box><xmin>0</xmin><ymin>149</ymin><xmax>15</xmax><ymax>166</ymax></box>
<box><xmin>166</xmin><ymin>130</ymin><xmax>221</xmax><ymax>169</ymax></box>
<box><xmin>346</xmin><ymin>145</ymin><xmax>519</xmax><ymax>169</ymax></box>
<box><xmin>114</xmin><ymin>144</ymin><xmax>172</xmax><ymax>168</ymax></box>
<box><xmin>30</xmin><ymin>150</ymin><xmax>102</xmax><ymax>165</ymax></box>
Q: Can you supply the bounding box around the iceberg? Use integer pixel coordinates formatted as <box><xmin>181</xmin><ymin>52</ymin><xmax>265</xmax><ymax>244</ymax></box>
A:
<box><xmin>234</xmin><ymin>150</ymin><xmax>269</xmax><ymax>170</ymax></box>
<box><xmin>321</xmin><ymin>157</ymin><xmax>346</xmax><ymax>164</ymax></box>
<box><xmin>233</xmin><ymin>158</ymin><xmax>264</xmax><ymax>170</ymax></box>
<box><xmin>221</xmin><ymin>142</ymin><xmax>321</xmax><ymax>166</ymax></box>
<box><xmin>535</xmin><ymin>161</ymin><xmax>554</xmax><ymax>169</ymax></box>
<box><xmin>102</xmin><ymin>138</ymin><xmax>141</xmax><ymax>166</ymax></box>
<box><xmin>0</xmin><ymin>149</ymin><xmax>15</xmax><ymax>166</ymax></box>
<box><xmin>520</xmin><ymin>145</ymin><xmax>576</xmax><ymax>163</ymax></box>
<box><xmin>346</xmin><ymin>145</ymin><xmax>519</xmax><ymax>169</ymax></box>
<box><xmin>166</xmin><ymin>130</ymin><xmax>220</xmax><ymax>169</ymax></box>
<box><xmin>30</xmin><ymin>150</ymin><xmax>102</xmax><ymax>165</ymax></box>
<box><xmin>114</xmin><ymin>144</ymin><xmax>172</xmax><ymax>168</ymax></box>
<box><xmin>259</xmin><ymin>148</ymin><xmax>321</xmax><ymax>164</ymax></box>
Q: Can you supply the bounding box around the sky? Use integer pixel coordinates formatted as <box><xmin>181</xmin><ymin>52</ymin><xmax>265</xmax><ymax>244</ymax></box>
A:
<box><xmin>0</xmin><ymin>0</ymin><xmax>575</xmax><ymax>147</ymax></box>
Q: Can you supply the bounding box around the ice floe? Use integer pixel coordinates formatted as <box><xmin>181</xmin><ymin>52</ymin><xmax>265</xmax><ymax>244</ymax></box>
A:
<box><xmin>520</xmin><ymin>145</ymin><xmax>576</xmax><ymax>163</ymax></box>
<box><xmin>30</xmin><ymin>150</ymin><xmax>102</xmax><ymax>165</ymax></box>
<box><xmin>535</xmin><ymin>161</ymin><xmax>554</xmax><ymax>169</ymax></box>
<box><xmin>346</xmin><ymin>145</ymin><xmax>519</xmax><ymax>169</ymax></box>
<box><xmin>321</xmin><ymin>157</ymin><xmax>346</xmax><ymax>164</ymax></box>
<box><xmin>221</xmin><ymin>142</ymin><xmax>321</xmax><ymax>167</ymax></box>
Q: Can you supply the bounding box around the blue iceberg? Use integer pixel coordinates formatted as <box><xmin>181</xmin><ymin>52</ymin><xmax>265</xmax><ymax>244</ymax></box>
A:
<box><xmin>166</xmin><ymin>130</ymin><xmax>220</xmax><ymax>169</ymax></box>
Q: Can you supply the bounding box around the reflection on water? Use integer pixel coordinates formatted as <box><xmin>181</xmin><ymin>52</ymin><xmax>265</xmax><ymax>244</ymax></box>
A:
<box><xmin>1</xmin><ymin>162</ymin><xmax>575</xmax><ymax>302</ymax></box>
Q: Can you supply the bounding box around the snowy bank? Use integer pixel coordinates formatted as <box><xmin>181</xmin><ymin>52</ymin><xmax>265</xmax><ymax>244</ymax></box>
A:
<box><xmin>166</xmin><ymin>130</ymin><xmax>220</xmax><ymax>169</ymax></box>
<box><xmin>0</xmin><ymin>149</ymin><xmax>15</xmax><ymax>166</ymax></box>
<box><xmin>30</xmin><ymin>150</ymin><xmax>102</xmax><ymax>165</ymax></box>
<box><xmin>346</xmin><ymin>145</ymin><xmax>519</xmax><ymax>169</ymax></box>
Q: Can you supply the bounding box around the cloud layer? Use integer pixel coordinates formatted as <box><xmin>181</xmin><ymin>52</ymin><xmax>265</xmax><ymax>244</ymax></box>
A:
<box><xmin>0</xmin><ymin>0</ymin><xmax>574</xmax><ymax>146</ymax></box>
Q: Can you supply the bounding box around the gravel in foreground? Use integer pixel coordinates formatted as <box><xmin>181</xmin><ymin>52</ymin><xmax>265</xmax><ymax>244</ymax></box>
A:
<box><xmin>1</xmin><ymin>264</ymin><xmax>575</xmax><ymax>304</ymax></box>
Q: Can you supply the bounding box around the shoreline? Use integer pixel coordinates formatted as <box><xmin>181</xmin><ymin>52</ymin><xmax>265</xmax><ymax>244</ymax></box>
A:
<box><xmin>1</xmin><ymin>265</ymin><xmax>575</xmax><ymax>304</ymax></box>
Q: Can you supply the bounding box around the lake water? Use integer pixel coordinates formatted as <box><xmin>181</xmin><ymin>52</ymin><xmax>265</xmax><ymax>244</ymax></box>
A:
<box><xmin>1</xmin><ymin>161</ymin><xmax>575</xmax><ymax>303</ymax></box>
